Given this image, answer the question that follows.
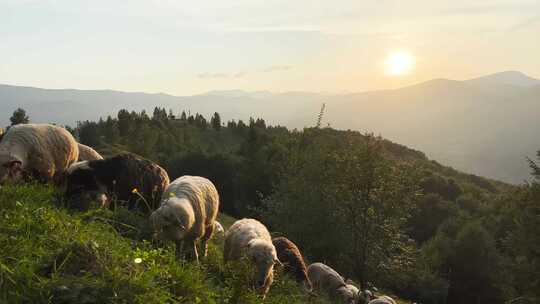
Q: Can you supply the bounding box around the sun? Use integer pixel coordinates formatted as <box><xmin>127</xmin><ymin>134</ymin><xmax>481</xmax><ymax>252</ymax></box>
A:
<box><xmin>385</xmin><ymin>51</ymin><xmax>414</xmax><ymax>76</ymax></box>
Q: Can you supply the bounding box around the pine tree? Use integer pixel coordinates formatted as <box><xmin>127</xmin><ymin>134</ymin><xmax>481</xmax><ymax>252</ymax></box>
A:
<box><xmin>211</xmin><ymin>112</ymin><xmax>222</xmax><ymax>131</ymax></box>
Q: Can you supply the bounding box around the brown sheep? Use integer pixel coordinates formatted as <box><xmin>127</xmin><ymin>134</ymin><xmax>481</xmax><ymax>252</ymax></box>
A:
<box><xmin>272</xmin><ymin>236</ymin><xmax>312</xmax><ymax>290</ymax></box>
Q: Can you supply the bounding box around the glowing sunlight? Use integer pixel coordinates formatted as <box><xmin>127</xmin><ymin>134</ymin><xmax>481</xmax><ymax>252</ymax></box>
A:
<box><xmin>385</xmin><ymin>51</ymin><xmax>414</xmax><ymax>76</ymax></box>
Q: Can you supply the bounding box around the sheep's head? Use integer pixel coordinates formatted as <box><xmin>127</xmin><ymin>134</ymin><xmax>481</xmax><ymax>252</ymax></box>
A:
<box><xmin>336</xmin><ymin>284</ymin><xmax>362</xmax><ymax>304</ymax></box>
<box><xmin>64</xmin><ymin>163</ymin><xmax>108</xmax><ymax>209</ymax></box>
<box><xmin>301</xmin><ymin>277</ymin><xmax>313</xmax><ymax>293</ymax></box>
<box><xmin>150</xmin><ymin>199</ymin><xmax>193</xmax><ymax>241</ymax></box>
<box><xmin>214</xmin><ymin>221</ymin><xmax>225</xmax><ymax>235</ymax></box>
<box><xmin>247</xmin><ymin>239</ymin><xmax>281</xmax><ymax>292</ymax></box>
<box><xmin>0</xmin><ymin>152</ymin><xmax>23</xmax><ymax>184</ymax></box>
<box><xmin>357</xmin><ymin>289</ymin><xmax>373</xmax><ymax>304</ymax></box>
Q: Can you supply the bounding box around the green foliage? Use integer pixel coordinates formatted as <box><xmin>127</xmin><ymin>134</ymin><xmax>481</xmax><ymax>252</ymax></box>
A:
<box><xmin>69</xmin><ymin>108</ymin><xmax>530</xmax><ymax>304</ymax></box>
<box><xmin>9</xmin><ymin>107</ymin><xmax>30</xmax><ymax>126</ymax></box>
<box><xmin>211</xmin><ymin>112</ymin><xmax>222</xmax><ymax>131</ymax></box>
<box><xmin>407</xmin><ymin>194</ymin><xmax>459</xmax><ymax>244</ymax></box>
<box><xmin>495</xmin><ymin>153</ymin><xmax>540</xmax><ymax>303</ymax></box>
<box><xmin>262</xmin><ymin>130</ymin><xmax>421</xmax><ymax>287</ymax></box>
<box><xmin>447</xmin><ymin>222</ymin><xmax>503</xmax><ymax>303</ymax></box>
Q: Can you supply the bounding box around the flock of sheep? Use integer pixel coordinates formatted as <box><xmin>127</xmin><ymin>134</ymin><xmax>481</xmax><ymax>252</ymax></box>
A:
<box><xmin>0</xmin><ymin>123</ymin><xmax>398</xmax><ymax>304</ymax></box>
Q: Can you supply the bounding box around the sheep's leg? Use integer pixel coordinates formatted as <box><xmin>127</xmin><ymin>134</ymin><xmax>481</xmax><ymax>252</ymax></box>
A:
<box><xmin>201</xmin><ymin>224</ymin><xmax>215</xmax><ymax>258</ymax></box>
<box><xmin>193</xmin><ymin>242</ymin><xmax>199</xmax><ymax>263</ymax></box>
<box><xmin>184</xmin><ymin>239</ymin><xmax>199</xmax><ymax>263</ymax></box>
<box><xmin>175</xmin><ymin>240</ymin><xmax>184</xmax><ymax>260</ymax></box>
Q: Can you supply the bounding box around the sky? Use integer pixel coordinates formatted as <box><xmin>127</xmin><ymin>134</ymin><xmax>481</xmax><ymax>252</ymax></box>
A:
<box><xmin>1</xmin><ymin>0</ymin><xmax>539</xmax><ymax>95</ymax></box>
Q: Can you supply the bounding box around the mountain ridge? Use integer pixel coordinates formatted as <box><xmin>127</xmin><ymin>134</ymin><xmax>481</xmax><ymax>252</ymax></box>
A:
<box><xmin>2</xmin><ymin>70</ymin><xmax>539</xmax><ymax>100</ymax></box>
<box><xmin>1</xmin><ymin>71</ymin><xmax>539</xmax><ymax>183</ymax></box>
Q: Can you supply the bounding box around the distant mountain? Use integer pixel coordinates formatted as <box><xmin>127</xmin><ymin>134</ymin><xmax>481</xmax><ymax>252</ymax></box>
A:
<box><xmin>465</xmin><ymin>71</ymin><xmax>540</xmax><ymax>87</ymax></box>
<box><xmin>322</xmin><ymin>76</ymin><xmax>540</xmax><ymax>184</ymax></box>
<box><xmin>1</xmin><ymin>71</ymin><xmax>539</xmax><ymax>183</ymax></box>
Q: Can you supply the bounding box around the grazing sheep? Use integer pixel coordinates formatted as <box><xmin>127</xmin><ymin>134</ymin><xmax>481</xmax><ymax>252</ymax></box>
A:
<box><xmin>65</xmin><ymin>153</ymin><xmax>169</xmax><ymax>211</ymax></box>
<box><xmin>150</xmin><ymin>176</ymin><xmax>220</xmax><ymax>262</ymax></box>
<box><xmin>224</xmin><ymin>218</ymin><xmax>281</xmax><ymax>299</ymax></box>
<box><xmin>367</xmin><ymin>295</ymin><xmax>397</xmax><ymax>304</ymax></box>
<box><xmin>0</xmin><ymin>124</ymin><xmax>78</xmax><ymax>184</ymax></box>
<box><xmin>307</xmin><ymin>262</ymin><xmax>361</xmax><ymax>304</ymax></box>
<box><xmin>272</xmin><ymin>236</ymin><xmax>312</xmax><ymax>290</ymax></box>
<box><xmin>77</xmin><ymin>143</ymin><xmax>103</xmax><ymax>161</ymax></box>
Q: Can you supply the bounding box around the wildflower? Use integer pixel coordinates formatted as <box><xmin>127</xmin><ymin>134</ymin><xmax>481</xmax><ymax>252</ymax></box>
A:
<box><xmin>132</xmin><ymin>188</ymin><xmax>139</xmax><ymax>194</ymax></box>
<box><xmin>134</xmin><ymin>258</ymin><xmax>142</xmax><ymax>264</ymax></box>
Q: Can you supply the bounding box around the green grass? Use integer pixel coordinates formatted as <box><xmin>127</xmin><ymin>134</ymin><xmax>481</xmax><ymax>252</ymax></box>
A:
<box><xmin>0</xmin><ymin>184</ymin><xmax>331</xmax><ymax>304</ymax></box>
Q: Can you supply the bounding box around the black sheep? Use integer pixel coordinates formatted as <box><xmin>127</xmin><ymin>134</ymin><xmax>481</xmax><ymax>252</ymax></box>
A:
<box><xmin>65</xmin><ymin>153</ymin><xmax>169</xmax><ymax>212</ymax></box>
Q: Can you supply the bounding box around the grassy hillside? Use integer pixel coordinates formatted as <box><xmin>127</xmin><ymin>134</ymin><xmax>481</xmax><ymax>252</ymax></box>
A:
<box><xmin>69</xmin><ymin>111</ymin><xmax>524</xmax><ymax>304</ymax></box>
<box><xmin>3</xmin><ymin>109</ymin><xmax>533</xmax><ymax>304</ymax></box>
<box><xmin>0</xmin><ymin>184</ymin><xmax>333</xmax><ymax>304</ymax></box>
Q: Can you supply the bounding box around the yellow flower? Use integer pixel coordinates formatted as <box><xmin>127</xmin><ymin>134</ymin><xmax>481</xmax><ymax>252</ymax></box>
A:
<box><xmin>169</xmin><ymin>192</ymin><xmax>176</xmax><ymax>197</ymax></box>
<box><xmin>132</xmin><ymin>188</ymin><xmax>139</xmax><ymax>194</ymax></box>
<box><xmin>134</xmin><ymin>258</ymin><xmax>142</xmax><ymax>264</ymax></box>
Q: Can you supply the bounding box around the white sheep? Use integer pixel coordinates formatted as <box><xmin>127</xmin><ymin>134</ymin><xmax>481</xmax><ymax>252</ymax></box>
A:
<box><xmin>150</xmin><ymin>176</ymin><xmax>219</xmax><ymax>262</ymax></box>
<box><xmin>0</xmin><ymin>124</ymin><xmax>78</xmax><ymax>184</ymax></box>
<box><xmin>77</xmin><ymin>143</ymin><xmax>103</xmax><ymax>161</ymax></box>
<box><xmin>307</xmin><ymin>262</ymin><xmax>361</xmax><ymax>304</ymax></box>
<box><xmin>367</xmin><ymin>295</ymin><xmax>397</xmax><ymax>304</ymax></box>
<box><xmin>224</xmin><ymin>218</ymin><xmax>281</xmax><ymax>299</ymax></box>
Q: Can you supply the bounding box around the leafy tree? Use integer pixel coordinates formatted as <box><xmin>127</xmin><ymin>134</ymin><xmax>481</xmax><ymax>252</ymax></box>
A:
<box><xmin>187</xmin><ymin>114</ymin><xmax>195</xmax><ymax>125</ymax></box>
<box><xmin>263</xmin><ymin>130</ymin><xmax>420</xmax><ymax>286</ymax></box>
<box><xmin>152</xmin><ymin>107</ymin><xmax>168</xmax><ymax>121</ymax></box>
<box><xmin>446</xmin><ymin>222</ymin><xmax>503</xmax><ymax>304</ymax></box>
<box><xmin>499</xmin><ymin>152</ymin><xmax>540</xmax><ymax>303</ymax></box>
<box><xmin>168</xmin><ymin>109</ymin><xmax>175</xmax><ymax>120</ymax></box>
<box><xmin>117</xmin><ymin>109</ymin><xmax>133</xmax><ymax>137</ymax></box>
<box><xmin>407</xmin><ymin>194</ymin><xmax>458</xmax><ymax>244</ymax></box>
<box><xmin>9</xmin><ymin>108</ymin><xmax>29</xmax><ymax>125</ymax></box>
<box><xmin>102</xmin><ymin>116</ymin><xmax>120</xmax><ymax>143</ymax></box>
<box><xmin>77</xmin><ymin>121</ymin><xmax>101</xmax><ymax>147</ymax></box>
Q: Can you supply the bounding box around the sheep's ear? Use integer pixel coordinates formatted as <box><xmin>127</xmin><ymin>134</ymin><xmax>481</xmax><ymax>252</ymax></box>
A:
<box><xmin>171</xmin><ymin>212</ymin><xmax>186</xmax><ymax>230</ymax></box>
<box><xmin>173</xmin><ymin>217</ymin><xmax>186</xmax><ymax>230</ymax></box>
